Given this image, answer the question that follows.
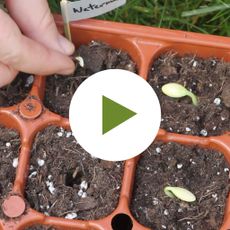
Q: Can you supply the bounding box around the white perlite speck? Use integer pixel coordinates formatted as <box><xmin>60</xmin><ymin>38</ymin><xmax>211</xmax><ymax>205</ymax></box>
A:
<box><xmin>200</xmin><ymin>129</ymin><xmax>208</xmax><ymax>136</ymax></box>
<box><xmin>66</xmin><ymin>132</ymin><xmax>72</xmax><ymax>138</ymax></box>
<box><xmin>80</xmin><ymin>180</ymin><xmax>88</xmax><ymax>190</ymax></box>
<box><xmin>192</xmin><ymin>61</ymin><xmax>197</xmax><ymax>67</ymax></box>
<box><xmin>163</xmin><ymin>209</ymin><xmax>169</xmax><ymax>215</ymax></box>
<box><xmin>78</xmin><ymin>189</ymin><xmax>84</xmax><ymax>197</ymax></box>
<box><xmin>12</xmin><ymin>158</ymin><xmax>19</xmax><ymax>168</ymax></box>
<box><xmin>5</xmin><ymin>142</ymin><xmax>11</xmax><ymax>147</ymax></box>
<box><xmin>29</xmin><ymin>171</ymin><xmax>37</xmax><ymax>178</ymax></box>
<box><xmin>177</xmin><ymin>163</ymin><xmax>183</xmax><ymax>169</ymax></box>
<box><xmin>46</xmin><ymin>181</ymin><xmax>55</xmax><ymax>194</ymax></box>
<box><xmin>25</xmin><ymin>75</ymin><xmax>34</xmax><ymax>87</ymax></box>
<box><xmin>153</xmin><ymin>198</ymin><xmax>159</xmax><ymax>205</ymax></box>
<box><xmin>156</xmin><ymin>147</ymin><xmax>161</xmax><ymax>153</ymax></box>
<box><xmin>57</xmin><ymin>132</ymin><xmax>63</xmax><ymax>137</ymax></box>
<box><xmin>82</xmin><ymin>192</ymin><xmax>87</xmax><ymax>198</ymax></box>
<box><xmin>37</xmin><ymin>158</ymin><xmax>45</xmax><ymax>167</ymax></box>
<box><xmin>213</xmin><ymin>98</ymin><xmax>221</xmax><ymax>106</ymax></box>
<box><xmin>65</xmin><ymin>212</ymin><xmax>77</xmax><ymax>219</ymax></box>
<box><xmin>224</xmin><ymin>168</ymin><xmax>229</xmax><ymax>172</ymax></box>
<box><xmin>185</xmin><ymin>127</ymin><xmax>191</xmax><ymax>132</ymax></box>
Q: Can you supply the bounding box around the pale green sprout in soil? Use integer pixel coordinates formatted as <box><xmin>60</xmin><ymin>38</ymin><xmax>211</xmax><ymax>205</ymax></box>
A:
<box><xmin>162</xmin><ymin>83</ymin><xmax>198</xmax><ymax>106</ymax></box>
<box><xmin>164</xmin><ymin>186</ymin><xmax>196</xmax><ymax>203</ymax></box>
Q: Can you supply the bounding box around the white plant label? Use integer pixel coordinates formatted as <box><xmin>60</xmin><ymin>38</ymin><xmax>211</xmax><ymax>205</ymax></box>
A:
<box><xmin>64</xmin><ymin>0</ymin><xmax>126</xmax><ymax>21</ymax></box>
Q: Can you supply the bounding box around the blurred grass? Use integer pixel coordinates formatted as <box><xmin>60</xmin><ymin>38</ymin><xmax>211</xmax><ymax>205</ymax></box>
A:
<box><xmin>48</xmin><ymin>0</ymin><xmax>230</xmax><ymax>36</ymax></box>
<box><xmin>0</xmin><ymin>0</ymin><xmax>229</xmax><ymax>36</ymax></box>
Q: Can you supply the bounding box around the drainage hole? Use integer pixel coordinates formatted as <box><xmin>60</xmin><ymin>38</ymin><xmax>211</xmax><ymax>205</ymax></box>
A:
<box><xmin>111</xmin><ymin>213</ymin><xmax>133</xmax><ymax>230</ymax></box>
<box><xmin>65</xmin><ymin>169</ymin><xmax>83</xmax><ymax>187</ymax></box>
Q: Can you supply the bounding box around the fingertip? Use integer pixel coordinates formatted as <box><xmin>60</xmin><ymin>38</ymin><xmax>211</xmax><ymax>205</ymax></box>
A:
<box><xmin>0</xmin><ymin>63</ymin><xmax>18</xmax><ymax>87</ymax></box>
<box><xmin>57</xmin><ymin>58</ymin><xmax>75</xmax><ymax>75</ymax></box>
<box><xmin>58</xmin><ymin>35</ymin><xmax>75</xmax><ymax>56</ymax></box>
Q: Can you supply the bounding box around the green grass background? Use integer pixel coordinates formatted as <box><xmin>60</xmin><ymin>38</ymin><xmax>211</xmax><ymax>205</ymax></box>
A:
<box><xmin>48</xmin><ymin>0</ymin><xmax>230</xmax><ymax>36</ymax></box>
<box><xmin>0</xmin><ymin>0</ymin><xmax>229</xmax><ymax>36</ymax></box>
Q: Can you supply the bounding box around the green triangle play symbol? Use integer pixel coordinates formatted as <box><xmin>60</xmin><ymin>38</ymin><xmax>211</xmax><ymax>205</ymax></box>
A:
<box><xmin>102</xmin><ymin>95</ymin><xmax>137</xmax><ymax>135</ymax></box>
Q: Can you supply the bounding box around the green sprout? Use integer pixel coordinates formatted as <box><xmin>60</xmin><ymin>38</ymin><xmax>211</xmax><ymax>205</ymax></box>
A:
<box><xmin>164</xmin><ymin>186</ymin><xmax>196</xmax><ymax>202</ymax></box>
<box><xmin>161</xmin><ymin>83</ymin><xmax>198</xmax><ymax>106</ymax></box>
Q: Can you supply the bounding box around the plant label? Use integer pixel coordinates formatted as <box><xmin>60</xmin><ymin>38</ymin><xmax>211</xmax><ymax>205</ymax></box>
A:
<box><xmin>69</xmin><ymin>69</ymin><xmax>161</xmax><ymax>161</ymax></box>
<box><xmin>62</xmin><ymin>0</ymin><xmax>126</xmax><ymax>21</ymax></box>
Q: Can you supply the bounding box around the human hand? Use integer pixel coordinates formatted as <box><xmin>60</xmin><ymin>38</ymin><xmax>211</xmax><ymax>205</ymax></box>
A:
<box><xmin>0</xmin><ymin>0</ymin><xmax>75</xmax><ymax>87</ymax></box>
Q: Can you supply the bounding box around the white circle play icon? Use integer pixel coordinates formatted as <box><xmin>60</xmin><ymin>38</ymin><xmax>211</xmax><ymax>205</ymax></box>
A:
<box><xmin>69</xmin><ymin>69</ymin><xmax>161</xmax><ymax>161</ymax></box>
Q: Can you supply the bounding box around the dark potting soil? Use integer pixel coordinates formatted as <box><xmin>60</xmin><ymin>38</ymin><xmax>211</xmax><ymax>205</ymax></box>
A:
<box><xmin>26</xmin><ymin>126</ymin><xmax>123</xmax><ymax>220</ymax></box>
<box><xmin>0</xmin><ymin>73</ymin><xmax>33</xmax><ymax>107</ymax></box>
<box><xmin>44</xmin><ymin>41</ymin><xmax>137</xmax><ymax>117</ymax></box>
<box><xmin>131</xmin><ymin>142</ymin><xmax>229</xmax><ymax>230</ymax></box>
<box><xmin>148</xmin><ymin>52</ymin><xmax>230</xmax><ymax>136</ymax></box>
<box><xmin>0</xmin><ymin>126</ymin><xmax>20</xmax><ymax>219</ymax></box>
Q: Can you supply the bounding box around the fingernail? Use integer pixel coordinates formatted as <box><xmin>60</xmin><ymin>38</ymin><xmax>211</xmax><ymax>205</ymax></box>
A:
<box><xmin>58</xmin><ymin>35</ymin><xmax>75</xmax><ymax>55</ymax></box>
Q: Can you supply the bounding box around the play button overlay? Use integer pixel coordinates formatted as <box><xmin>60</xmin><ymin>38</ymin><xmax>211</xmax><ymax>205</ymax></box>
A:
<box><xmin>102</xmin><ymin>96</ymin><xmax>137</xmax><ymax>135</ymax></box>
<box><xmin>69</xmin><ymin>69</ymin><xmax>161</xmax><ymax>161</ymax></box>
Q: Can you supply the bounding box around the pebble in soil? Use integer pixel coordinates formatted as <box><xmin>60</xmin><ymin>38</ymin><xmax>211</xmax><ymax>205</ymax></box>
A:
<box><xmin>0</xmin><ymin>73</ymin><xmax>33</xmax><ymax>107</ymax></box>
<box><xmin>26</xmin><ymin>126</ymin><xmax>123</xmax><ymax>220</ymax></box>
<box><xmin>0</xmin><ymin>126</ymin><xmax>20</xmax><ymax>219</ymax></box>
<box><xmin>148</xmin><ymin>52</ymin><xmax>230</xmax><ymax>136</ymax></box>
<box><xmin>131</xmin><ymin>142</ymin><xmax>229</xmax><ymax>230</ymax></box>
<box><xmin>44</xmin><ymin>41</ymin><xmax>137</xmax><ymax>117</ymax></box>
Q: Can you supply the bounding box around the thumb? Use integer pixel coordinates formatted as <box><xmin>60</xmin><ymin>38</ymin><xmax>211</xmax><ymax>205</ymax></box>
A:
<box><xmin>6</xmin><ymin>0</ymin><xmax>74</xmax><ymax>56</ymax></box>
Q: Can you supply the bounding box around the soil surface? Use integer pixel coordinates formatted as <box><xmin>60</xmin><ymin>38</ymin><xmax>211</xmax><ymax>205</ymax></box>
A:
<box><xmin>0</xmin><ymin>73</ymin><xmax>33</xmax><ymax>107</ymax></box>
<box><xmin>131</xmin><ymin>142</ymin><xmax>229</xmax><ymax>230</ymax></box>
<box><xmin>0</xmin><ymin>126</ymin><xmax>20</xmax><ymax>219</ymax></box>
<box><xmin>148</xmin><ymin>52</ymin><xmax>230</xmax><ymax>136</ymax></box>
<box><xmin>44</xmin><ymin>41</ymin><xmax>136</xmax><ymax>117</ymax></box>
<box><xmin>26</xmin><ymin>126</ymin><xmax>123</xmax><ymax>220</ymax></box>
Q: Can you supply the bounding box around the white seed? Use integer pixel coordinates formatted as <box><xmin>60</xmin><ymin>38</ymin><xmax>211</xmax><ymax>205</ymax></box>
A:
<box><xmin>213</xmin><ymin>126</ymin><xmax>217</xmax><ymax>130</ymax></box>
<box><xmin>65</xmin><ymin>212</ymin><xmax>78</xmax><ymax>219</ymax></box>
<box><xmin>185</xmin><ymin>127</ymin><xmax>191</xmax><ymax>132</ymax></box>
<box><xmin>12</xmin><ymin>158</ymin><xmax>19</xmax><ymax>168</ymax></box>
<box><xmin>82</xmin><ymin>192</ymin><xmax>87</xmax><ymax>198</ymax></box>
<box><xmin>5</xmin><ymin>142</ymin><xmax>11</xmax><ymax>147</ymax></box>
<box><xmin>200</xmin><ymin>129</ymin><xmax>208</xmax><ymax>136</ymax></box>
<box><xmin>162</xmin><ymin>225</ymin><xmax>167</xmax><ymax>229</ymax></box>
<box><xmin>177</xmin><ymin>163</ymin><xmax>183</xmax><ymax>169</ymax></box>
<box><xmin>37</xmin><ymin>158</ymin><xmax>45</xmax><ymax>167</ymax></box>
<box><xmin>46</xmin><ymin>181</ymin><xmax>55</xmax><ymax>195</ymax></box>
<box><xmin>213</xmin><ymin>98</ymin><xmax>221</xmax><ymax>106</ymax></box>
<box><xmin>156</xmin><ymin>147</ymin><xmax>161</xmax><ymax>153</ymax></box>
<box><xmin>80</xmin><ymin>180</ymin><xmax>88</xmax><ymax>190</ymax></box>
<box><xmin>75</xmin><ymin>56</ymin><xmax>84</xmax><ymax>68</ymax></box>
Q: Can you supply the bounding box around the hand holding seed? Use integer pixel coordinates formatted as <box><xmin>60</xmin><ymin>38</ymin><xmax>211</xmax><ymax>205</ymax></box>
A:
<box><xmin>0</xmin><ymin>0</ymin><xmax>75</xmax><ymax>88</ymax></box>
